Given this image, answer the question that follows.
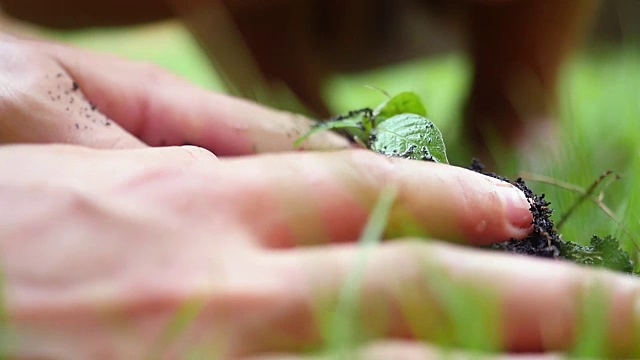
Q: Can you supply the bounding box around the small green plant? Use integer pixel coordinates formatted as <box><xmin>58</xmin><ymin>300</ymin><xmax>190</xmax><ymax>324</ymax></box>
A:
<box><xmin>298</xmin><ymin>92</ymin><xmax>637</xmax><ymax>275</ymax></box>
<box><xmin>295</xmin><ymin>92</ymin><xmax>448</xmax><ymax>164</ymax></box>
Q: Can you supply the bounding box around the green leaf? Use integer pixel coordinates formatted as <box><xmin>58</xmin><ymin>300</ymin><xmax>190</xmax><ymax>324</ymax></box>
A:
<box><xmin>370</xmin><ymin>114</ymin><xmax>448</xmax><ymax>164</ymax></box>
<box><xmin>557</xmin><ymin>235</ymin><xmax>635</xmax><ymax>274</ymax></box>
<box><xmin>373</xmin><ymin>92</ymin><xmax>427</xmax><ymax>126</ymax></box>
<box><xmin>293</xmin><ymin>117</ymin><xmax>363</xmax><ymax>148</ymax></box>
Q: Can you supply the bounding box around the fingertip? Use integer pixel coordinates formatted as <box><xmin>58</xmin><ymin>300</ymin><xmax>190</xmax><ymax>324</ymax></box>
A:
<box><xmin>482</xmin><ymin>175</ymin><xmax>534</xmax><ymax>240</ymax></box>
<box><xmin>496</xmin><ymin>183</ymin><xmax>534</xmax><ymax>236</ymax></box>
<box><xmin>317</xmin><ymin>153</ymin><xmax>534</xmax><ymax>245</ymax></box>
<box><xmin>389</xmin><ymin>162</ymin><xmax>533</xmax><ymax>245</ymax></box>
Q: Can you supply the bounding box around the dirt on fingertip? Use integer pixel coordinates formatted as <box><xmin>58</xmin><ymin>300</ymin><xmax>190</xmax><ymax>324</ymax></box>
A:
<box><xmin>468</xmin><ymin>159</ymin><xmax>635</xmax><ymax>274</ymax></box>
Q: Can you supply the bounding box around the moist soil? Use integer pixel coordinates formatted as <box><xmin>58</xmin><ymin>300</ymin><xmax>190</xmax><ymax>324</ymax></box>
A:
<box><xmin>468</xmin><ymin>159</ymin><xmax>635</xmax><ymax>275</ymax></box>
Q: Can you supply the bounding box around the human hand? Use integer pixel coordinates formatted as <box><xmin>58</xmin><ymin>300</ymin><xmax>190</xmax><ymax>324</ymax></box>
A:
<box><xmin>1</xmin><ymin>33</ymin><xmax>638</xmax><ymax>360</ymax></box>
<box><xmin>0</xmin><ymin>34</ymin><xmax>349</xmax><ymax>153</ymax></box>
<box><xmin>1</xmin><ymin>143</ymin><xmax>638</xmax><ymax>359</ymax></box>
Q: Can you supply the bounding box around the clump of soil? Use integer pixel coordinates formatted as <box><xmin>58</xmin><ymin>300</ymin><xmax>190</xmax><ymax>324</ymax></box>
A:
<box><xmin>468</xmin><ymin>159</ymin><xmax>636</xmax><ymax>274</ymax></box>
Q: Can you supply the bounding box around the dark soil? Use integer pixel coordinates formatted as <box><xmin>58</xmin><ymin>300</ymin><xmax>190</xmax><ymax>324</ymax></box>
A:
<box><xmin>468</xmin><ymin>159</ymin><xmax>635</xmax><ymax>274</ymax></box>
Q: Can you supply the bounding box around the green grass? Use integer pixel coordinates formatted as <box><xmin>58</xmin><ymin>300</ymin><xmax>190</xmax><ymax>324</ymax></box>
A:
<box><xmin>540</xmin><ymin>46</ymin><xmax>640</xmax><ymax>250</ymax></box>
<box><xmin>41</xmin><ymin>23</ymin><xmax>640</xmax><ymax>357</ymax></box>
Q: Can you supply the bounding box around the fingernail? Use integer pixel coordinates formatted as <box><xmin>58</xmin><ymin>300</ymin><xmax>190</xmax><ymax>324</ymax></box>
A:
<box><xmin>496</xmin><ymin>185</ymin><xmax>533</xmax><ymax>231</ymax></box>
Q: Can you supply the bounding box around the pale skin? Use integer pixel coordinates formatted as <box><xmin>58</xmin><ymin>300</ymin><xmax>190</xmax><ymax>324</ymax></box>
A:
<box><xmin>1</xmin><ymin>35</ymin><xmax>640</xmax><ymax>359</ymax></box>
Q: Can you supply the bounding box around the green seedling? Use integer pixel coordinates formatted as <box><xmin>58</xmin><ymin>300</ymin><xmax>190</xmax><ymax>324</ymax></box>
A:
<box><xmin>295</xmin><ymin>92</ymin><xmax>448</xmax><ymax>164</ymax></box>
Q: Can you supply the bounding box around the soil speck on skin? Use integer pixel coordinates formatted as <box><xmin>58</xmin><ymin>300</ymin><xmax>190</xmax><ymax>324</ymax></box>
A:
<box><xmin>72</xmin><ymin>82</ymin><xmax>79</xmax><ymax>91</ymax></box>
<box><xmin>56</xmin><ymin>73</ymin><xmax>63</xmax><ymax>78</ymax></box>
<box><xmin>75</xmin><ymin>123</ymin><xmax>79</xmax><ymax>130</ymax></box>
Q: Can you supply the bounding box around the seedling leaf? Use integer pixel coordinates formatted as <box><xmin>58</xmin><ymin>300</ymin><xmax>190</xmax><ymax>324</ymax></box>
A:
<box><xmin>557</xmin><ymin>235</ymin><xmax>634</xmax><ymax>274</ymax></box>
<box><xmin>373</xmin><ymin>91</ymin><xmax>427</xmax><ymax>126</ymax></box>
<box><xmin>370</xmin><ymin>114</ymin><xmax>448</xmax><ymax>164</ymax></box>
<box><xmin>293</xmin><ymin>93</ymin><xmax>447</xmax><ymax>164</ymax></box>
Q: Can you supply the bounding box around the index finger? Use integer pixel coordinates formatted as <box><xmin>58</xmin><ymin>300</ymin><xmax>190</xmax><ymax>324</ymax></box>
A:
<box><xmin>218</xmin><ymin>150</ymin><xmax>532</xmax><ymax>247</ymax></box>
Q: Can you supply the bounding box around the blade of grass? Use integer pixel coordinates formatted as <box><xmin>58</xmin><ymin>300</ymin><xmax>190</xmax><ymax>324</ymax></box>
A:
<box><xmin>521</xmin><ymin>171</ymin><xmax>640</xmax><ymax>252</ymax></box>
<box><xmin>569</xmin><ymin>280</ymin><xmax>614</xmax><ymax>358</ymax></box>
<box><xmin>145</xmin><ymin>297</ymin><xmax>218</xmax><ymax>359</ymax></box>
<box><xmin>326</xmin><ymin>186</ymin><xmax>397</xmax><ymax>356</ymax></box>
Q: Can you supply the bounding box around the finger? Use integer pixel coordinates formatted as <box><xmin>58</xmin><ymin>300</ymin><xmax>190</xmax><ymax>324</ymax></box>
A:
<box><xmin>218</xmin><ymin>150</ymin><xmax>532</xmax><ymax>247</ymax></box>
<box><xmin>0</xmin><ymin>145</ymin><xmax>531</xmax><ymax>246</ymax></box>
<box><xmin>0</xmin><ymin>39</ymin><xmax>145</xmax><ymax>149</ymax></box>
<box><xmin>32</xmin><ymin>40</ymin><xmax>351</xmax><ymax>154</ymax></box>
<box><xmin>274</xmin><ymin>241</ymin><xmax>640</xmax><ymax>358</ymax></box>
<box><xmin>245</xmin><ymin>340</ymin><xmax>563</xmax><ymax>360</ymax></box>
<box><xmin>0</xmin><ymin>144</ymin><xmax>218</xmax><ymax>192</ymax></box>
